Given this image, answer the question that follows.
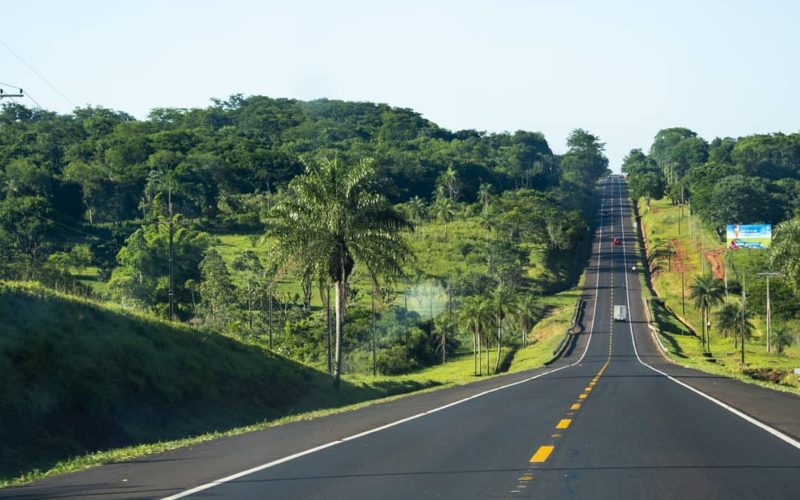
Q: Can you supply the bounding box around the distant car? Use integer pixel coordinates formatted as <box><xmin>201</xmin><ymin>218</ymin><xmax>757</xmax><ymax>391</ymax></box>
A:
<box><xmin>612</xmin><ymin>237</ymin><xmax>621</xmax><ymax>246</ymax></box>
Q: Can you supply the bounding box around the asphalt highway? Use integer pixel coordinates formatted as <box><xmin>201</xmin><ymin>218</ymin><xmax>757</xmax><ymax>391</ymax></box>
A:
<box><xmin>4</xmin><ymin>176</ymin><xmax>799</xmax><ymax>499</ymax></box>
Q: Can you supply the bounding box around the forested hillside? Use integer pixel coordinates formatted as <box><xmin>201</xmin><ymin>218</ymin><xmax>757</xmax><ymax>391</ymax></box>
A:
<box><xmin>623</xmin><ymin>128</ymin><xmax>800</xmax><ymax>383</ymax></box>
<box><xmin>0</xmin><ymin>96</ymin><xmax>608</xmax><ymax>378</ymax></box>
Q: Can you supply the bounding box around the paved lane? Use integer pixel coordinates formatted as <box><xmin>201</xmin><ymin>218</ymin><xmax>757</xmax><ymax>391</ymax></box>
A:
<box><xmin>4</xmin><ymin>177</ymin><xmax>798</xmax><ymax>500</ymax></box>
<box><xmin>525</xmin><ymin>176</ymin><xmax>800</xmax><ymax>499</ymax></box>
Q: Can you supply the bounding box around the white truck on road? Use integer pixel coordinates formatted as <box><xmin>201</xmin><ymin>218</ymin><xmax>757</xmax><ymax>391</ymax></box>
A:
<box><xmin>614</xmin><ymin>305</ymin><xmax>628</xmax><ymax>322</ymax></box>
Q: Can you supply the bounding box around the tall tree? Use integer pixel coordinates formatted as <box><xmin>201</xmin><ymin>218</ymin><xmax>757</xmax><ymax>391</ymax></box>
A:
<box><xmin>232</xmin><ymin>250</ymin><xmax>264</xmax><ymax>331</ymax></box>
<box><xmin>433</xmin><ymin>195</ymin><xmax>456</xmax><ymax>240</ymax></box>
<box><xmin>267</xmin><ymin>156</ymin><xmax>412</xmax><ymax>389</ymax></box>
<box><xmin>715</xmin><ymin>302</ymin><xmax>753</xmax><ymax>349</ymax></box>
<box><xmin>771</xmin><ymin>326</ymin><xmax>795</xmax><ymax>355</ymax></box>
<box><xmin>490</xmin><ymin>284</ymin><xmax>521</xmax><ymax>373</ymax></box>
<box><xmin>771</xmin><ymin>217</ymin><xmax>800</xmax><ymax>300</ymax></box>
<box><xmin>689</xmin><ymin>274</ymin><xmax>725</xmax><ymax>353</ymax></box>
<box><xmin>198</xmin><ymin>248</ymin><xmax>236</xmax><ymax>328</ymax></box>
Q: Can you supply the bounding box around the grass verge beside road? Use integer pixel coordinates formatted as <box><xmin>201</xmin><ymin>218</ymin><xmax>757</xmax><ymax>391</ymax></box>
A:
<box><xmin>1</xmin><ymin>275</ymin><xmax>586</xmax><ymax>488</ymax></box>
<box><xmin>634</xmin><ymin>197</ymin><xmax>800</xmax><ymax>394</ymax></box>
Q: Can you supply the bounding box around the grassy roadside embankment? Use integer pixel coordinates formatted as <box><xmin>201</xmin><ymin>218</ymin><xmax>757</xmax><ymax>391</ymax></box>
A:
<box><xmin>1</xmin><ymin>269</ymin><xmax>587</xmax><ymax>487</ymax></box>
<box><xmin>634</xmin><ymin>197</ymin><xmax>800</xmax><ymax>393</ymax></box>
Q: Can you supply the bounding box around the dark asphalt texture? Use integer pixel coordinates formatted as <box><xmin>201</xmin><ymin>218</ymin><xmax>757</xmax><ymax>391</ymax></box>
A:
<box><xmin>4</xmin><ymin>176</ymin><xmax>799</xmax><ymax>500</ymax></box>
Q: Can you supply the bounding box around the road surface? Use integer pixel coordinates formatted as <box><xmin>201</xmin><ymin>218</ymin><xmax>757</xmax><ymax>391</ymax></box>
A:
<box><xmin>4</xmin><ymin>176</ymin><xmax>799</xmax><ymax>499</ymax></box>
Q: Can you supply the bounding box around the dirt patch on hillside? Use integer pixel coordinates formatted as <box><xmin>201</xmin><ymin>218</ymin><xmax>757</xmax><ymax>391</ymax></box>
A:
<box><xmin>648</xmin><ymin>238</ymin><xmax>692</xmax><ymax>281</ymax></box>
<box><xmin>706</xmin><ymin>248</ymin><xmax>725</xmax><ymax>279</ymax></box>
<box><xmin>672</xmin><ymin>239</ymin><xmax>692</xmax><ymax>273</ymax></box>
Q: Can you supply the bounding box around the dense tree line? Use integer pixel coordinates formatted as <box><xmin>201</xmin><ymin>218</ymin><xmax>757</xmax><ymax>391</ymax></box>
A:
<box><xmin>0</xmin><ymin>97</ymin><xmax>607</xmax><ymax>378</ymax></box>
<box><xmin>624</xmin><ymin>128</ymin><xmax>800</xmax><ymax>235</ymax></box>
<box><xmin>624</xmin><ymin>127</ymin><xmax>800</xmax><ymax>348</ymax></box>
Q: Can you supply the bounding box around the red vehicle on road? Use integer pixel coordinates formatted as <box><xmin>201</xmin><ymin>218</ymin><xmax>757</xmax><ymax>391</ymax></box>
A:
<box><xmin>612</xmin><ymin>237</ymin><xmax>621</xmax><ymax>246</ymax></box>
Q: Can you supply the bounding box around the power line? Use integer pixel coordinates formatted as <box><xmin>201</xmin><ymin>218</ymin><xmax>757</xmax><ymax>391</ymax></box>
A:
<box><xmin>22</xmin><ymin>90</ymin><xmax>44</xmax><ymax>109</ymax></box>
<box><xmin>0</xmin><ymin>38</ymin><xmax>76</xmax><ymax>107</ymax></box>
<box><xmin>0</xmin><ymin>80</ymin><xmax>46</xmax><ymax>109</ymax></box>
<box><xmin>33</xmin><ymin>213</ymin><xmax>120</xmax><ymax>246</ymax></box>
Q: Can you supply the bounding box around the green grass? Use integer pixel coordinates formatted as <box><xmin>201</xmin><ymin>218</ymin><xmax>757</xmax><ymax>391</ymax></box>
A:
<box><xmin>636</xmin><ymin>198</ymin><xmax>800</xmax><ymax>393</ymax></box>
<box><xmin>0</xmin><ymin>275</ymin><xmax>583</xmax><ymax>488</ymax></box>
<box><xmin>2</xmin><ymin>209</ymin><xmax>593</xmax><ymax>487</ymax></box>
<box><xmin>213</xmin><ymin>215</ymin><xmax>567</xmax><ymax>315</ymax></box>
<box><xmin>510</xmin><ymin>289</ymin><xmax>583</xmax><ymax>372</ymax></box>
<box><xmin>0</xmin><ymin>281</ymin><xmax>438</xmax><ymax>486</ymax></box>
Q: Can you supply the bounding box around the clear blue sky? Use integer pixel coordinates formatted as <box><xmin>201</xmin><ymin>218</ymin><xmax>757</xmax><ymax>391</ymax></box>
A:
<box><xmin>2</xmin><ymin>0</ymin><xmax>798</xmax><ymax>169</ymax></box>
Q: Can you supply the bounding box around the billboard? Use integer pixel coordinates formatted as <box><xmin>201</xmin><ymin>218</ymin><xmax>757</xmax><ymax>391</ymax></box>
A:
<box><xmin>726</xmin><ymin>224</ymin><xmax>771</xmax><ymax>250</ymax></box>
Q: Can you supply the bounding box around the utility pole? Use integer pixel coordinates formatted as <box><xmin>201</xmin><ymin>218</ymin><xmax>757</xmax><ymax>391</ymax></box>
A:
<box><xmin>678</xmin><ymin>185</ymin><xmax>684</xmax><ymax>235</ymax></box>
<box><xmin>371</xmin><ymin>286</ymin><xmax>377</xmax><ymax>377</ymax></box>
<box><xmin>741</xmin><ymin>272</ymin><xmax>747</xmax><ymax>364</ymax></box>
<box><xmin>681</xmin><ymin>270</ymin><xmax>686</xmax><ymax>316</ymax></box>
<box><xmin>266</xmin><ymin>187</ymin><xmax>274</xmax><ymax>350</ymax></box>
<box><xmin>701</xmin><ymin>232</ymin><xmax>705</xmax><ymax>274</ymax></box>
<box><xmin>168</xmin><ymin>181</ymin><xmax>175</xmax><ymax>321</ymax></box>
<box><xmin>757</xmin><ymin>272</ymin><xmax>781</xmax><ymax>354</ymax></box>
<box><xmin>723</xmin><ymin>249</ymin><xmax>729</xmax><ymax>304</ymax></box>
<box><xmin>0</xmin><ymin>87</ymin><xmax>24</xmax><ymax>99</ymax></box>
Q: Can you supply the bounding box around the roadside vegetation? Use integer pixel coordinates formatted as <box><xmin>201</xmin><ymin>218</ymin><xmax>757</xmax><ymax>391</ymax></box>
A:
<box><xmin>0</xmin><ymin>97</ymin><xmax>607</xmax><ymax>484</ymax></box>
<box><xmin>624</xmin><ymin>128</ymin><xmax>800</xmax><ymax>392</ymax></box>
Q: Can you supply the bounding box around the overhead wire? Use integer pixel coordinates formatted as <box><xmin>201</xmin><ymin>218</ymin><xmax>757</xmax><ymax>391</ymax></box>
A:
<box><xmin>0</xmin><ymin>38</ymin><xmax>76</xmax><ymax>107</ymax></box>
<box><xmin>33</xmin><ymin>213</ymin><xmax>120</xmax><ymax>246</ymax></box>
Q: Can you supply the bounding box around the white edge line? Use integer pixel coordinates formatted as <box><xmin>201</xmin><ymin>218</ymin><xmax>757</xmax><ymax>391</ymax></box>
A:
<box><xmin>616</xmin><ymin>177</ymin><xmax>800</xmax><ymax>452</ymax></box>
<box><xmin>162</xmin><ymin>180</ymin><xmax>614</xmax><ymax>499</ymax></box>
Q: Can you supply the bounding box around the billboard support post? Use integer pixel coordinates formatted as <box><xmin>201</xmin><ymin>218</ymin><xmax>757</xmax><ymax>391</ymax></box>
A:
<box><xmin>757</xmin><ymin>272</ymin><xmax>781</xmax><ymax>354</ymax></box>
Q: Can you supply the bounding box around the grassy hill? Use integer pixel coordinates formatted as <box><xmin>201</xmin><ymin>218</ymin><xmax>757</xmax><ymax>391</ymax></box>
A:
<box><xmin>636</xmin><ymin>198</ymin><xmax>800</xmax><ymax>392</ymax></box>
<box><xmin>0</xmin><ymin>277</ymin><xmax>584</xmax><ymax>485</ymax></box>
<box><xmin>0</xmin><ymin>281</ymin><xmax>435</xmax><ymax>482</ymax></box>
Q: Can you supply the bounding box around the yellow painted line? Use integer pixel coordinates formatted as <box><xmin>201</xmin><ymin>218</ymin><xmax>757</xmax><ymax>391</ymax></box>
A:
<box><xmin>551</xmin><ymin>433</ymin><xmax>562</xmax><ymax>438</ymax></box>
<box><xmin>585</xmin><ymin>387</ymin><xmax>592</xmax><ymax>392</ymax></box>
<box><xmin>570</xmin><ymin>403</ymin><xmax>581</xmax><ymax>410</ymax></box>
<box><xmin>578</xmin><ymin>393</ymin><xmax>587</xmax><ymax>399</ymax></box>
<box><xmin>556</xmin><ymin>419</ymin><xmax>572</xmax><ymax>429</ymax></box>
<box><xmin>530</xmin><ymin>445</ymin><xmax>554</xmax><ymax>463</ymax></box>
<box><xmin>519</xmin><ymin>475</ymin><xmax>533</xmax><ymax>481</ymax></box>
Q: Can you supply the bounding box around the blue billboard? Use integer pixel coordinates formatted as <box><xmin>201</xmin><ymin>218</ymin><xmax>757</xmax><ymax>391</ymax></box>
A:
<box><xmin>726</xmin><ymin>224</ymin><xmax>771</xmax><ymax>250</ymax></box>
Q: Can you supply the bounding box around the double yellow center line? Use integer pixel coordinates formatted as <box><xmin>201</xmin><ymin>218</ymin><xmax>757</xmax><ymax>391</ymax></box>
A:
<box><xmin>510</xmin><ymin>255</ymin><xmax>616</xmax><ymax>493</ymax></box>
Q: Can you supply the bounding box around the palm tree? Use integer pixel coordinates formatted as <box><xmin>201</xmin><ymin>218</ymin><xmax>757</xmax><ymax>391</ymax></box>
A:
<box><xmin>268</xmin><ymin>156</ymin><xmax>413</xmax><ymax>389</ymax></box>
<box><xmin>771</xmin><ymin>217</ymin><xmax>800</xmax><ymax>298</ymax></box>
<box><xmin>439</xmin><ymin>166</ymin><xmax>460</xmax><ymax>202</ymax></box>
<box><xmin>434</xmin><ymin>314</ymin><xmax>457</xmax><ymax>364</ymax></box>
<box><xmin>433</xmin><ymin>195</ymin><xmax>456</xmax><ymax>240</ymax></box>
<box><xmin>689</xmin><ymin>274</ymin><xmax>725</xmax><ymax>353</ymax></box>
<box><xmin>715</xmin><ymin>303</ymin><xmax>753</xmax><ymax>349</ymax></box>
<box><xmin>771</xmin><ymin>326</ymin><xmax>796</xmax><ymax>355</ymax></box>
<box><xmin>461</xmin><ymin>296</ymin><xmax>492</xmax><ymax>376</ymax></box>
<box><xmin>477</xmin><ymin>182</ymin><xmax>492</xmax><ymax>214</ymax></box>
<box><xmin>406</xmin><ymin>196</ymin><xmax>427</xmax><ymax>235</ymax></box>
<box><xmin>490</xmin><ymin>284</ymin><xmax>521</xmax><ymax>373</ymax></box>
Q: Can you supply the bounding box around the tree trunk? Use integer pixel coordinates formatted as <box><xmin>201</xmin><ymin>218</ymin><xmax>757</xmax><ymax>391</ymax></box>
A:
<box><xmin>495</xmin><ymin>318</ymin><xmax>502</xmax><ymax>374</ymax></box>
<box><xmin>371</xmin><ymin>292</ymin><xmax>377</xmax><ymax>376</ymax></box>
<box><xmin>486</xmin><ymin>336</ymin><xmax>490</xmax><ymax>375</ymax></box>
<box><xmin>477</xmin><ymin>330</ymin><xmax>482</xmax><ymax>376</ymax></box>
<box><xmin>472</xmin><ymin>330</ymin><xmax>477</xmax><ymax>375</ymax></box>
<box><xmin>325</xmin><ymin>284</ymin><xmax>332</xmax><ymax>375</ymax></box>
<box><xmin>334</xmin><ymin>278</ymin><xmax>346</xmax><ymax>390</ymax></box>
